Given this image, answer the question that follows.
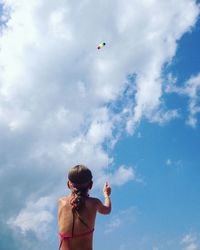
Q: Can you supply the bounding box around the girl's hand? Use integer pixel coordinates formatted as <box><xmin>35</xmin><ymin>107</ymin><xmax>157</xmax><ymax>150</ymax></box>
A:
<box><xmin>103</xmin><ymin>181</ymin><xmax>111</xmax><ymax>197</ymax></box>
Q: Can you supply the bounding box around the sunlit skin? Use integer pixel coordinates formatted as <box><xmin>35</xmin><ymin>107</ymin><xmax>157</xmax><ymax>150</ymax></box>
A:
<box><xmin>58</xmin><ymin>181</ymin><xmax>111</xmax><ymax>250</ymax></box>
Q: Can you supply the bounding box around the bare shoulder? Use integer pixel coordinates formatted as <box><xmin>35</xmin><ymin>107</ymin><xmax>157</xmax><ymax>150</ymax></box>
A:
<box><xmin>88</xmin><ymin>197</ymin><xmax>101</xmax><ymax>206</ymax></box>
<box><xmin>58</xmin><ymin>197</ymin><xmax>68</xmax><ymax>207</ymax></box>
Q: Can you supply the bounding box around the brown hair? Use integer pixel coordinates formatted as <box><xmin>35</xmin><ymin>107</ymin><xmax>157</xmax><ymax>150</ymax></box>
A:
<box><xmin>68</xmin><ymin>165</ymin><xmax>93</xmax><ymax>211</ymax></box>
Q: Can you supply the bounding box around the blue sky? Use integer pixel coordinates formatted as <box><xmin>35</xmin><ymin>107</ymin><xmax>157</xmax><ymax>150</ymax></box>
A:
<box><xmin>0</xmin><ymin>1</ymin><xmax>200</xmax><ymax>250</ymax></box>
<box><xmin>102</xmin><ymin>15</ymin><xmax>200</xmax><ymax>249</ymax></box>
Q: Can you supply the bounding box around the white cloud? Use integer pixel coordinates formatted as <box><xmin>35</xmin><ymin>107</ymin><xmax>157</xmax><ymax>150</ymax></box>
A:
<box><xmin>181</xmin><ymin>233</ymin><xmax>199</xmax><ymax>250</ymax></box>
<box><xmin>0</xmin><ymin>0</ymin><xmax>199</xmax><ymax>249</ymax></box>
<box><xmin>105</xmin><ymin>206</ymin><xmax>137</xmax><ymax>233</ymax></box>
<box><xmin>166</xmin><ymin>73</ymin><xmax>200</xmax><ymax>128</ymax></box>
<box><xmin>7</xmin><ymin>196</ymin><xmax>54</xmax><ymax>238</ymax></box>
<box><xmin>86</xmin><ymin>108</ymin><xmax>114</xmax><ymax>145</ymax></box>
<box><xmin>166</xmin><ymin>159</ymin><xmax>172</xmax><ymax>166</ymax></box>
<box><xmin>149</xmin><ymin>109</ymin><xmax>180</xmax><ymax>124</ymax></box>
<box><xmin>186</xmin><ymin>74</ymin><xmax>200</xmax><ymax>127</ymax></box>
<box><xmin>109</xmin><ymin>165</ymin><xmax>136</xmax><ymax>186</ymax></box>
<box><xmin>165</xmin><ymin>158</ymin><xmax>182</xmax><ymax>167</ymax></box>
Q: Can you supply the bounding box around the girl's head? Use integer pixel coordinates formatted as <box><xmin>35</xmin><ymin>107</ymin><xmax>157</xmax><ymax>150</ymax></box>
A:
<box><xmin>67</xmin><ymin>165</ymin><xmax>93</xmax><ymax>211</ymax></box>
<box><xmin>68</xmin><ymin>164</ymin><xmax>93</xmax><ymax>185</ymax></box>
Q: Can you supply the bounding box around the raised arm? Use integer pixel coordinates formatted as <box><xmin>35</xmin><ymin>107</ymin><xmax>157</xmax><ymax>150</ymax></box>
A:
<box><xmin>96</xmin><ymin>182</ymin><xmax>112</xmax><ymax>215</ymax></box>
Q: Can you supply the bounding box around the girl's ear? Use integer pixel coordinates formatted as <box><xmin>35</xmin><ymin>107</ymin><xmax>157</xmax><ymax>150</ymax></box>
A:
<box><xmin>89</xmin><ymin>181</ymin><xmax>93</xmax><ymax>190</ymax></box>
<box><xmin>67</xmin><ymin>180</ymin><xmax>70</xmax><ymax>189</ymax></box>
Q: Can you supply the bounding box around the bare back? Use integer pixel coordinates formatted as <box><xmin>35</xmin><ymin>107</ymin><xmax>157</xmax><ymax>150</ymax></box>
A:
<box><xmin>58</xmin><ymin>196</ymin><xmax>98</xmax><ymax>250</ymax></box>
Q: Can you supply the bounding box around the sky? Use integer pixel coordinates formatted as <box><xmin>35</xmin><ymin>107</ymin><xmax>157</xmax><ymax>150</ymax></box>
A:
<box><xmin>0</xmin><ymin>0</ymin><xmax>200</xmax><ymax>250</ymax></box>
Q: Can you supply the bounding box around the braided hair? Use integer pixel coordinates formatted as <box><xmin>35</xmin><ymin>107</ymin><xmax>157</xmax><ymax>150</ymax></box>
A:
<box><xmin>68</xmin><ymin>165</ymin><xmax>93</xmax><ymax>212</ymax></box>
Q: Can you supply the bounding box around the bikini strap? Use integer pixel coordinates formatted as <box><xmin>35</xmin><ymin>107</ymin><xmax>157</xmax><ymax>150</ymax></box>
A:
<box><xmin>72</xmin><ymin>209</ymin><xmax>75</xmax><ymax>237</ymax></box>
<box><xmin>74</xmin><ymin>210</ymin><xmax>91</xmax><ymax>230</ymax></box>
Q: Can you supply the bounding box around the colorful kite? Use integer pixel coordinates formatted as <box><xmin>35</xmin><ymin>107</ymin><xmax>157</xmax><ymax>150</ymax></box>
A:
<box><xmin>97</xmin><ymin>42</ymin><xmax>106</xmax><ymax>50</ymax></box>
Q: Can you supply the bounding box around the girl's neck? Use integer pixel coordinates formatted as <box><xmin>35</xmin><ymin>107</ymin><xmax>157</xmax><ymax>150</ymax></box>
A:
<box><xmin>70</xmin><ymin>191</ymin><xmax>89</xmax><ymax>197</ymax></box>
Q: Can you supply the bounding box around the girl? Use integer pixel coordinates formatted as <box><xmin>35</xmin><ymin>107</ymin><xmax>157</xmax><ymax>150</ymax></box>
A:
<box><xmin>58</xmin><ymin>164</ymin><xmax>112</xmax><ymax>250</ymax></box>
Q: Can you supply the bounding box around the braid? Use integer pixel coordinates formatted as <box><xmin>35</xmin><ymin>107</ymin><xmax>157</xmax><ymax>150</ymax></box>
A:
<box><xmin>68</xmin><ymin>165</ymin><xmax>92</xmax><ymax>211</ymax></box>
<box><xmin>70</xmin><ymin>187</ymin><xmax>89</xmax><ymax>211</ymax></box>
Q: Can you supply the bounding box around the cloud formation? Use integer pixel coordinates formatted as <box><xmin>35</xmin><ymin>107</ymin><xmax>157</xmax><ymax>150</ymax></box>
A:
<box><xmin>0</xmin><ymin>0</ymin><xmax>199</xmax><ymax>249</ymax></box>
<box><xmin>181</xmin><ymin>233</ymin><xmax>199</xmax><ymax>250</ymax></box>
<box><xmin>105</xmin><ymin>206</ymin><xmax>137</xmax><ymax>233</ymax></box>
<box><xmin>166</xmin><ymin>73</ymin><xmax>200</xmax><ymax>128</ymax></box>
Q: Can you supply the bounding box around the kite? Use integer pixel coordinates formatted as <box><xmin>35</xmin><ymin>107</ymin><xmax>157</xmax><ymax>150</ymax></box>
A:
<box><xmin>97</xmin><ymin>42</ymin><xmax>106</xmax><ymax>50</ymax></box>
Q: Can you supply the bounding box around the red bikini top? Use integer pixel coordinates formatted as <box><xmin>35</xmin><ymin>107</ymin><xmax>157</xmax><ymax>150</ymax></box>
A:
<box><xmin>59</xmin><ymin>209</ymin><xmax>94</xmax><ymax>250</ymax></box>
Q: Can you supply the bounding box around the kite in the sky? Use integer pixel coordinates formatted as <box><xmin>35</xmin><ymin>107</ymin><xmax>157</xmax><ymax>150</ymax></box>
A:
<box><xmin>97</xmin><ymin>42</ymin><xmax>106</xmax><ymax>49</ymax></box>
